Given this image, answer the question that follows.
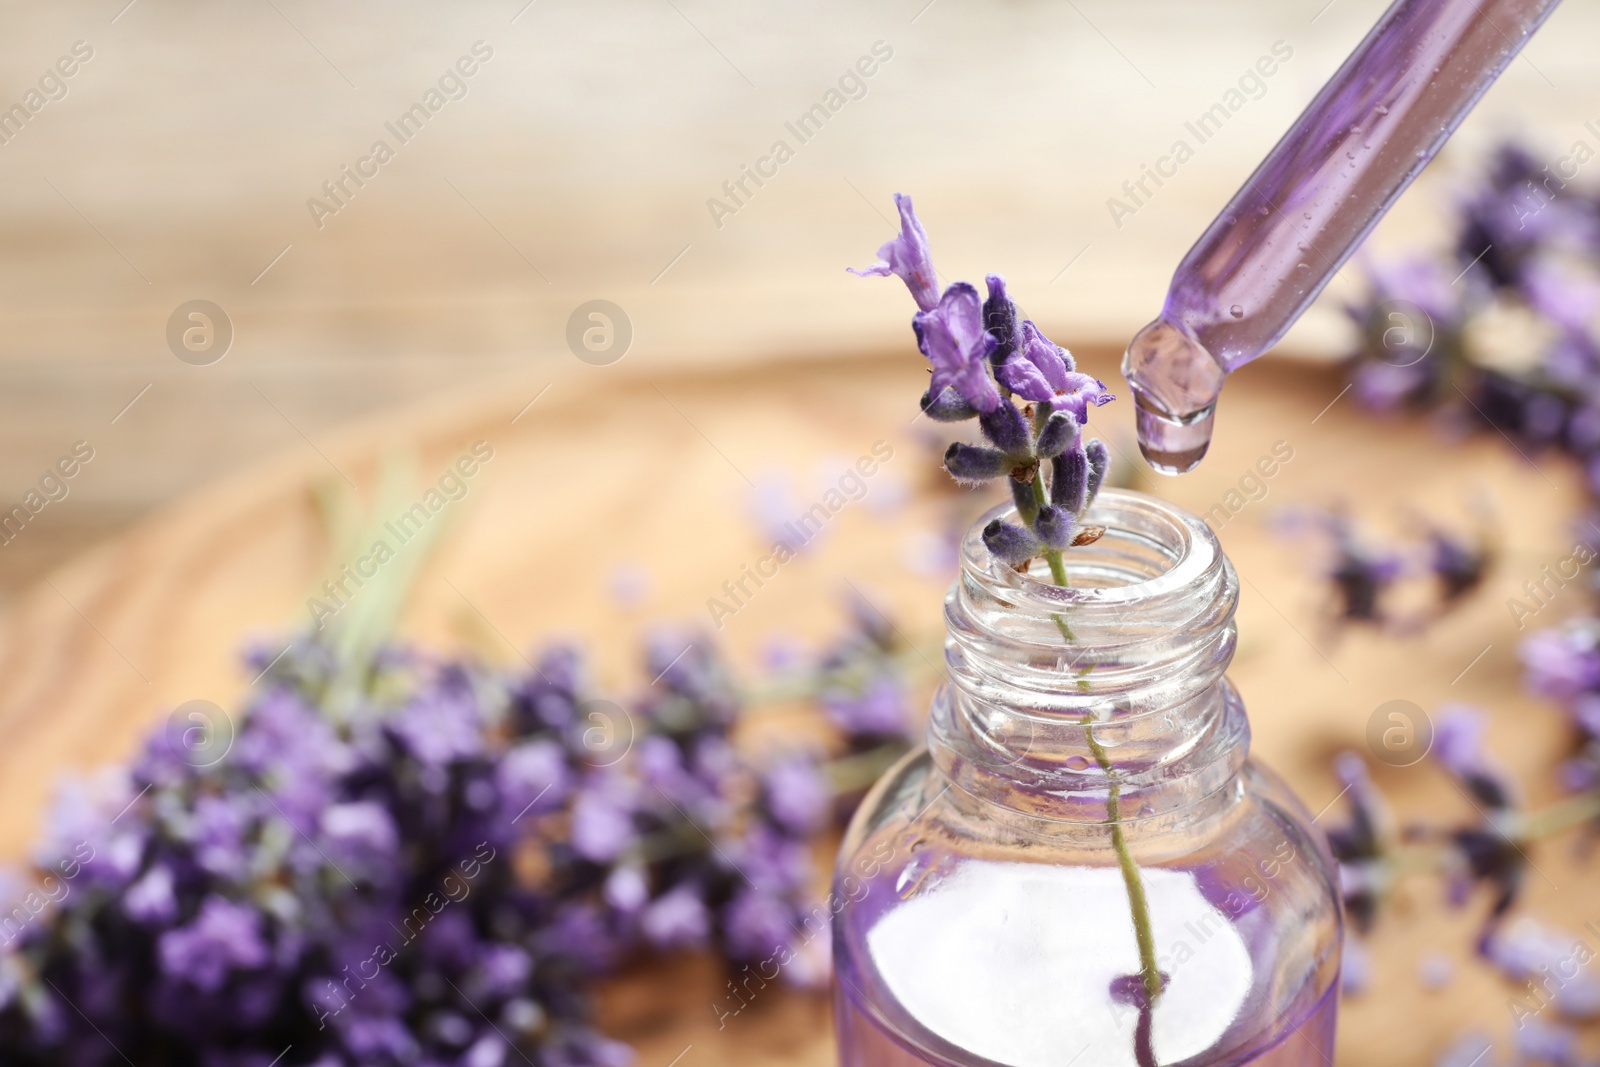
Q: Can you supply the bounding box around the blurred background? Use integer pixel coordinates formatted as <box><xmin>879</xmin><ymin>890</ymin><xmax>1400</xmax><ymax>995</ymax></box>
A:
<box><xmin>4</xmin><ymin>1</ymin><xmax>1600</xmax><ymax>1065</ymax></box>
<box><xmin>1</xmin><ymin>0</ymin><xmax>1593</xmax><ymax>589</ymax></box>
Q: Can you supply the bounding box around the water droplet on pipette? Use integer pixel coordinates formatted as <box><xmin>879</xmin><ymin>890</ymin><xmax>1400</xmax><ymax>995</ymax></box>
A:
<box><xmin>1296</xmin><ymin>262</ymin><xmax>1311</xmax><ymax>272</ymax></box>
<box><xmin>1229</xmin><ymin>304</ymin><xmax>1244</xmax><ymax>318</ymax></box>
<box><xmin>1375</xmin><ymin>105</ymin><xmax>1389</xmax><ymax>115</ymax></box>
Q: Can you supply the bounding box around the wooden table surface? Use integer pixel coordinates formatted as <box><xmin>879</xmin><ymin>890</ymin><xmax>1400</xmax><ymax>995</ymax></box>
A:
<box><xmin>0</xmin><ymin>344</ymin><xmax>1593</xmax><ymax>1065</ymax></box>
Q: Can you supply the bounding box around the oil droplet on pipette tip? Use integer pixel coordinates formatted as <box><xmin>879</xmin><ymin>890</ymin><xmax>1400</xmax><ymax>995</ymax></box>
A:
<box><xmin>1123</xmin><ymin>316</ymin><xmax>1224</xmax><ymax>474</ymax></box>
<box><xmin>1133</xmin><ymin>393</ymin><xmax>1216</xmax><ymax>475</ymax></box>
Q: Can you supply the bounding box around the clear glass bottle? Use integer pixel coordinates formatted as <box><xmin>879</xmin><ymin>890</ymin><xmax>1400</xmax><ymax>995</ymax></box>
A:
<box><xmin>833</xmin><ymin>489</ymin><xmax>1342</xmax><ymax>1067</ymax></box>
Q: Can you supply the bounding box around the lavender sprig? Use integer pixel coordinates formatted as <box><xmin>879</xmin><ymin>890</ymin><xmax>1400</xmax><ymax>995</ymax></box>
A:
<box><xmin>850</xmin><ymin>196</ymin><xmax>1115</xmax><ymax>584</ymax></box>
<box><xmin>851</xmin><ymin>195</ymin><xmax>1164</xmax><ymax>1002</ymax></box>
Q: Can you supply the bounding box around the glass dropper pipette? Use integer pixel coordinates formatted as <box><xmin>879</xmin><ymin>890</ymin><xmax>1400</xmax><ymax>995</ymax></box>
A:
<box><xmin>1124</xmin><ymin>0</ymin><xmax>1562</xmax><ymax>473</ymax></box>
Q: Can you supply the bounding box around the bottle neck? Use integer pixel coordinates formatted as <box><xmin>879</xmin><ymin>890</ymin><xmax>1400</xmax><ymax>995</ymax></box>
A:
<box><xmin>928</xmin><ymin>489</ymin><xmax>1248</xmax><ymax>829</ymax></box>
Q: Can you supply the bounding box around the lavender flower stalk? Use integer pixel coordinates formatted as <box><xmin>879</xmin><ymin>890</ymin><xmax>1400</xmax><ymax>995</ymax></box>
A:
<box><xmin>850</xmin><ymin>194</ymin><xmax>1163</xmax><ymax>1000</ymax></box>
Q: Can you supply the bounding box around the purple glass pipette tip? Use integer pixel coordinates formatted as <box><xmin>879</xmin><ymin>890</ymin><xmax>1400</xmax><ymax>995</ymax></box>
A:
<box><xmin>1124</xmin><ymin>0</ymin><xmax>1562</xmax><ymax>473</ymax></box>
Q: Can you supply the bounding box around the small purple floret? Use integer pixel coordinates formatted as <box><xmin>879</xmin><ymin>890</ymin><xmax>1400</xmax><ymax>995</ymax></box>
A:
<box><xmin>848</xmin><ymin>192</ymin><xmax>941</xmax><ymax>311</ymax></box>
<box><xmin>915</xmin><ymin>283</ymin><xmax>1001</xmax><ymax>414</ymax></box>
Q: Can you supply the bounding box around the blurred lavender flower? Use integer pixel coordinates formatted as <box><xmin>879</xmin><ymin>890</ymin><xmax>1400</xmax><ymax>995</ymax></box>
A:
<box><xmin>158</xmin><ymin>896</ymin><xmax>271</xmax><ymax>993</ymax></box>
<box><xmin>761</xmin><ymin>756</ymin><xmax>828</xmax><ymax>837</ymax></box>
<box><xmin>816</xmin><ymin>594</ymin><xmax>913</xmax><ymax>749</ymax></box>
<box><xmin>1343</xmin><ymin>140</ymin><xmax>1600</xmax><ymax>482</ymax></box>
<box><xmin>1323</xmin><ymin>752</ymin><xmax>1396</xmax><ymax>934</ymax></box>
<box><xmin>1278</xmin><ymin>509</ymin><xmax>1405</xmax><ymax>625</ymax></box>
<box><xmin>1512</xmin><ymin>1019</ymin><xmax>1579</xmax><ymax>1066</ymax></box>
<box><xmin>1326</xmin><ymin>517</ymin><xmax>1405</xmax><ymax>624</ymax></box>
<box><xmin>1340</xmin><ymin>934</ymin><xmax>1372</xmax><ymax>998</ymax></box>
<box><xmin>1430</xmin><ymin>707</ymin><xmax>1525</xmax><ymax>948</ymax></box>
<box><xmin>0</xmin><ymin>635</ymin><xmax>734</xmax><ymax>1066</ymax></box>
<box><xmin>1486</xmin><ymin>918</ymin><xmax>1600</xmax><ymax>1021</ymax></box>
<box><xmin>1424</xmin><ymin>520</ymin><xmax>1494</xmax><ymax>605</ymax></box>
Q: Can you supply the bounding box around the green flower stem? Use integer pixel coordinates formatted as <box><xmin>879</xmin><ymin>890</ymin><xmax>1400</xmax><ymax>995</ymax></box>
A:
<box><xmin>1044</xmin><ymin>549</ymin><xmax>1075</xmax><ymax>642</ymax></box>
<box><xmin>1031</xmin><ymin>464</ymin><xmax>1077</xmax><ymax>642</ymax></box>
<box><xmin>1030</xmin><ymin>444</ymin><xmax>1163</xmax><ymax>1003</ymax></box>
<box><xmin>1084</xmin><ymin>715</ymin><xmax>1164</xmax><ymax>1002</ymax></box>
<box><xmin>1514</xmin><ymin>788</ymin><xmax>1600</xmax><ymax>841</ymax></box>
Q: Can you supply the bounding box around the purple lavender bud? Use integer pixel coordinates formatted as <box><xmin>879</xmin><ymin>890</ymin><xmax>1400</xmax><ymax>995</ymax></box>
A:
<box><xmin>820</xmin><ymin>672</ymin><xmax>908</xmax><ymax>739</ymax></box>
<box><xmin>1340</xmin><ymin>936</ymin><xmax>1372</xmax><ymax>997</ymax></box>
<box><xmin>722</xmin><ymin>888</ymin><xmax>794</xmax><ymax>960</ymax></box>
<box><xmin>1035</xmin><ymin>506</ymin><xmax>1077</xmax><ymax>550</ymax></box>
<box><xmin>762</xmin><ymin>756</ymin><xmax>828</xmax><ymax>836</ymax></box>
<box><xmin>1085</xmin><ymin>439</ymin><xmax>1111</xmax><ymax>503</ymax></box>
<box><xmin>983</xmin><ymin>519</ymin><xmax>1040</xmax><ymax>565</ymax></box>
<box><xmin>920</xmin><ymin>385</ymin><xmax>978</xmax><ymax>422</ymax></box>
<box><xmin>1051</xmin><ymin>447</ymin><xmax>1089</xmax><ymax>513</ymax></box>
<box><xmin>983</xmin><ymin>274</ymin><xmax>1021</xmax><ymax>365</ymax></box>
<box><xmin>944</xmin><ymin>442</ymin><xmax>1009</xmax><ymax>484</ymax></box>
<box><xmin>1427</xmin><ymin>526</ymin><xmax>1490</xmax><ymax>602</ymax></box>
<box><xmin>604</xmin><ymin>865</ymin><xmax>649</xmax><ymax>914</ymax></box>
<box><xmin>158</xmin><ymin>896</ymin><xmax>270</xmax><ymax>993</ymax></box>
<box><xmin>995</xmin><ymin>321</ymin><xmax>1075</xmax><ymax>403</ymax></box>
<box><xmin>1514</xmin><ymin>1021</ymin><xmax>1577</xmax><ymax>1066</ymax></box>
<box><xmin>571</xmin><ymin>787</ymin><xmax>635</xmax><ymax>862</ymax></box>
<box><xmin>122</xmin><ymin>864</ymin><xmax>177</xmax><ymax>924</ymax></box>
<box><xmin>847</xmin><ymin>192</ymin><xmax>941</xmax><ymax>311</ymax></box>
<box><xmin>1035</xmin><ymin>412</ymin><xmax>1080</xmax><ymax>458</ymax></box>
<box><xmin>978</xmin><ymin>398</ymin><xmax>1031</xmax><ymax>454</ymax></box>
<box><xmin>640</xmin><ymin>882</ymin><xmax>711</xmax><ymax>950</ymax></box>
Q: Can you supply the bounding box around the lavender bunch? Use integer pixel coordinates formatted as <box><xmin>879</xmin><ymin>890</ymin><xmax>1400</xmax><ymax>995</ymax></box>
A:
<box><xmin>1343</xmin><ymin>142</ymin><xmax>1600</xmax><ymax>484</ymax></box>
<box><xmin>0</xmin><ymin>604</ymin><xmax>921</xmax><ymax>1065</ymax></box>
<box><xmin>0</xmin><ymin>641</ymin><xmax>631</xmax><ymax>1067</ymax></box>
<box><xmin>850</xmin><ymin>194</ymin><xmax>1116</xmax><ymax>582</ymax></box>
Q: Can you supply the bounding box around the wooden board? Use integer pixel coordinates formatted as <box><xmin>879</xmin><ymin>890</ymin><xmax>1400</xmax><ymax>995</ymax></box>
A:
<box><xmin>0</xmin><ymin>347</ymin><xmax>1593</xmax><ymax>1066</ymax></box>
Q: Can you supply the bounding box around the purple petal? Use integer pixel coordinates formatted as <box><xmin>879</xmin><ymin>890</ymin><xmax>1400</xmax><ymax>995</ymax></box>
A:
<box><xmin>848</xmin><ymin>193</ymin><xmax>940</xmax><ymax>311</ymax></box>
<box><xmin>1019</xmin><ymin>321</ymin><xmax>1073</xmax><ymax>393</ymax></box>
<box><xmin>915</xmin><ymin>283</ymin><xmax>1000</xmax><ymax>413</ymax></box>
<box><xmin>1051</xmin><ymin>372</ymin><xmax>1116</xmax><ymax>421</ymax></box>
<box><xmin>995</xmin><ymin>353</ymin><xmax>1057</xmax><ymax>402</ymax></box>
